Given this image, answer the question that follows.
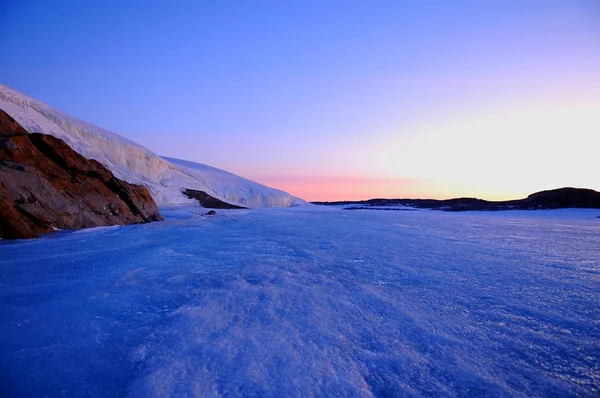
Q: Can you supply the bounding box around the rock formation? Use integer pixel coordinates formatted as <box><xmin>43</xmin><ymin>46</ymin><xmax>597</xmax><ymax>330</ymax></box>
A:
<box><xmin>0</xmin><ymin>109</ymin><xmax>163</xmax><ymax>239</ymax></box>
<box><xmin>182</xmin><ymin>189</ymin><xmax>247</xmax><ymax>209</ymax></box>
<box><xmin>314</xmin><ymin>188</ymin><xmax>600</xmax><ymax>212</ymax></box>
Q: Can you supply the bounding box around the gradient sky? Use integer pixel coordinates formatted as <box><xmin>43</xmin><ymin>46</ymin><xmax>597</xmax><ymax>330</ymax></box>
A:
<box><xmin>2</xmin><ymin>0</ymin><xmax>599</xmax><ymax>201</ymax></box>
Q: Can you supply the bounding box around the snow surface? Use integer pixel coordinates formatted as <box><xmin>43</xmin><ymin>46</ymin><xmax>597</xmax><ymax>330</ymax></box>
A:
<box><xmin>1</xmin><ymin>206</ymin><xmax>599</xmax><ymax>397</ymax></box>
<box><xmin>0</xmin><ymin>83</ymin><xmax>302</xmax><ymax>207</ymax></box>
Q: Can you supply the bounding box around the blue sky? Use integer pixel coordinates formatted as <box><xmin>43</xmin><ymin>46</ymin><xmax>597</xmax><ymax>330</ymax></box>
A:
<box><xmin>2</xmin><ymin>0</ymin><xmax>599</xmax><ymax>200</ymax></box>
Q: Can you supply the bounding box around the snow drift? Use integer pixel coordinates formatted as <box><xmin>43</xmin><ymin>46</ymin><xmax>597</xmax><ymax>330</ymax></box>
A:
<box><xmin>0</xmin><ymin>83</ymin><xmax>303</xmax><ymax>207</ymax></box>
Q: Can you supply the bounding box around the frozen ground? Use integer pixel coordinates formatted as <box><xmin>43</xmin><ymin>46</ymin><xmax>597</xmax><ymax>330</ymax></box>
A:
<box><xmin>1</xmin><ymin>206</ymin><xmax>599</xmax><ymax>397</ymax></box>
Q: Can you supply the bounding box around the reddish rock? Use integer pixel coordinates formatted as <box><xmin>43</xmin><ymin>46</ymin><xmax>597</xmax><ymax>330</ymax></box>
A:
<box><xmin>0</xmin><ymin>109</ymin><xmax>163</xmax><ymax>239</ymax></box>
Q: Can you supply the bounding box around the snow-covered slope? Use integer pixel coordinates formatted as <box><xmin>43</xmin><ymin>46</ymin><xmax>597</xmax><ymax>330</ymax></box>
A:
<box><xmin>163</xmin><ymin>157</ymin><xmax>301</xmax><ymax>208</ymax></box>
<box><xmin>0</xmin><ymin>83</ymin><xmax>303</xmax><ymax>207</ymax></box>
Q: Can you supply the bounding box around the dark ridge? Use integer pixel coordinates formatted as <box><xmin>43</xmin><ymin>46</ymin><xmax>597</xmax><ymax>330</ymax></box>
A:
<box><xmin>525</xmin><ymin>187</ymin><xmax>600</xmax><ymax>209</ymax></box>
<box><xmin>183</xmin><ymin>189</ymin><xmax>247</xmax><ymax>209</ymax></box>
<box><xmin>312</xmin><ymin>187</ymin><xmax>600</xmax><ymax>212</ymax></box>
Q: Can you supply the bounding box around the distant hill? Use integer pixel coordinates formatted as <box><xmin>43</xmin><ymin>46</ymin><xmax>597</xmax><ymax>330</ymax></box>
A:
<box><xmin>313</xmin><ymin>187</ymin><xmax>600</xmax><ymax>211</ymax></box>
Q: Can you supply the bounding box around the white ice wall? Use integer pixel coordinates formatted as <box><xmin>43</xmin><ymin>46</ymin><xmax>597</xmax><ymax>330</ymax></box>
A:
<box><xmin>0</xmin><ymin>83</ymin><xmax>303</xmax><ymax>207</ymax></box>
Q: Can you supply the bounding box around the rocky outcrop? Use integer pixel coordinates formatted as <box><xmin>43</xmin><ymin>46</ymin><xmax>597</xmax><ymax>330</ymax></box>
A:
<box><xmin>524</xmin><ymin>188</ymin><xmax>600</xmax><ymax>209</ymax></box>
<box><xmin>314</xmin><ymin>188</ymin><xmax>600</xmax><ymax>212</ymax></box>
<box><xmin>0</xmin><ymin>109</ymin><xmax>163</xmax><ymax>239</ymax></box>
<box><xmin>182</xmin><ymin>189</ymin><xmax>247</xmax><ymax>209</ymax></box>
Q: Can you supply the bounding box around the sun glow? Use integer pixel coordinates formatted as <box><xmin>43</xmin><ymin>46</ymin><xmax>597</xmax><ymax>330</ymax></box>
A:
<box><xmin>255</xmin><ymin>97</ymin><xmax>600</xmax><ymax>202</ymax></box>
<box><xmin>372</xmin><ymin>97</ymin><xmax>600</xmax><ymax>200</ymax></box>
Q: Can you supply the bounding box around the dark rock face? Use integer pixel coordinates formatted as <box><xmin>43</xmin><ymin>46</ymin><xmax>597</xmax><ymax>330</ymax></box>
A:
<box><xmin>182</xmin><ymin>189</ymin><xmax>247</xmax><ymax>209</ymax></box>
<box><xmin>0</xmin><ymin>109</ymin><xmax>163</xmax><ymax>239</ymax></box>
<box><xmin>524</xmin><ymin>188</ymin><xmax>600</xmax><ymax>209</ymax></box>
<box><xmin>314</xmin><ymin>188</ymin><xmax>600</xmax><ymax>212</ymax></box>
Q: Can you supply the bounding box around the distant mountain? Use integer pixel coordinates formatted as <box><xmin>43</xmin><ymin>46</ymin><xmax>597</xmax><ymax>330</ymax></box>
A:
<box><xmin>313</xmin><ymin>187</ymin><xmax>600</xmax><ymax>211</ymax></box>
<box><xmin>0</xmin><ymin>83</ymin><xmax>303</xmax><ymax>207</ymax></box>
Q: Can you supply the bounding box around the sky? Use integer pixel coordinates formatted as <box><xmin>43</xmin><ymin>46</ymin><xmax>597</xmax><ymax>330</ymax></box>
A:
<box><xmin>1</xmin><ymin>0</ymin><xmax>599</xmax><ymax>201</ymax></box>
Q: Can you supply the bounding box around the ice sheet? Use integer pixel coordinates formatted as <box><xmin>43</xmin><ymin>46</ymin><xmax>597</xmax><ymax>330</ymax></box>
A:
<box><xmin>1</xmin><ymin>207</ymin><xmax>599</xmax><ymax>396</ymax></box>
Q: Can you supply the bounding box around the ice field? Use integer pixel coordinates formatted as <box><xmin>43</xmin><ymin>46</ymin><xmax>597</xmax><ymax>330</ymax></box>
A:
<box><xmin>1</xmin><ymin>206</ymin><xmax>599</xmax><ymax>397</ymax></box>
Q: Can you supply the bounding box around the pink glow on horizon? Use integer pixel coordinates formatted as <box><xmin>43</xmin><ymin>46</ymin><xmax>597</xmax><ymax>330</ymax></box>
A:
<box><xmin>254</xmin><ymin>176</ymin><xmax>444</xmax><ymax>202</ymax></box>
<box><xmin>256</xmin><ymin>93</ymin><xmax>600</xmax><ymax>202</ymax></box>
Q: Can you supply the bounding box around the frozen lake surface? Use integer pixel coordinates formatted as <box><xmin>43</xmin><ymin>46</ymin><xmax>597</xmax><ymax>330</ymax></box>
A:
<box><xmin>1</xmin><ymin>206</ymin><xmax>599</xmax><ymax>397</ymax></box>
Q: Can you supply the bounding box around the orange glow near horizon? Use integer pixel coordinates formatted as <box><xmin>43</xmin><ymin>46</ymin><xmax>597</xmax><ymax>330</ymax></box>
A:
<box><xmin>257</xmin><ymin>175</ymin><xmax>581</xmax><ymax>203</ymax></box>
<box><xmin>254</xmin><ymin>176</ymin><xmax>435</xmax><ymax>202</ymax></box>
<box><xmin>253</xmin><ymin>95</ymin><xmax>600</xmax><ymax>202</ymax></box>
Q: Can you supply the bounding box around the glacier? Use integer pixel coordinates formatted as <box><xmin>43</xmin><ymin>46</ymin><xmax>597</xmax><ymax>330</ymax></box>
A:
<box><xmin>1</xmin><ymin>206</ymin><xmax>599</xmax><ymax>396</ymax></box>
<box><xmin>0</xmin><ymin>83</ymin><xmax>302</xmax><ymax>207</ymax></box>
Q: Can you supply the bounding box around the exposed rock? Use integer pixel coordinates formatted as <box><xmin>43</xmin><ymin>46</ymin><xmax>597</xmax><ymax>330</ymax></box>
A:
<box><xmin>314</xmin><ymin>187</ymin><xmax>600</xmax><ymax>212</ymax></box>
<box><xmin>206</xmin><ymin>210</ymin><xmax>217</xmax><ymax>216</ymax></box>
<box><xmin>0</xmin><ymin>110</ymin><xmax>28</xmax><ymax>137</ymax></box>
<box><xmin>0</xmin><ymin>109</ymin><xmax>163</xmax><ymax>239</ymax></box>
<box><xmin>182</xmin><ymin>189</ymin><xmax>247</xmax><ymax>209</ymax></box>
<box><xmin>524</xmin><ymin>187</ymin><xmax>600</xmax><ymax>209</ymax></box>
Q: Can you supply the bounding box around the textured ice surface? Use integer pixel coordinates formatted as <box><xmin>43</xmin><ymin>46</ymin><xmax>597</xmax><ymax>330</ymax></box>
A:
<box><xmin>1</xmin><ymin>207</ymin><xmax>599</xmax><ymax>397</ymax></box>
<box><xmin>0</xmin><ymin>83</ymin><xmax>302</xmax><ymax>207</ymax></box>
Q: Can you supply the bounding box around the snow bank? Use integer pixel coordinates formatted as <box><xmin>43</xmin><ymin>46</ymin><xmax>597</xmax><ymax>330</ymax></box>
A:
<box><xmin>164</xmin><ymin>157</ymin><xmax>303</xmax><ymax>208</ymax></box>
